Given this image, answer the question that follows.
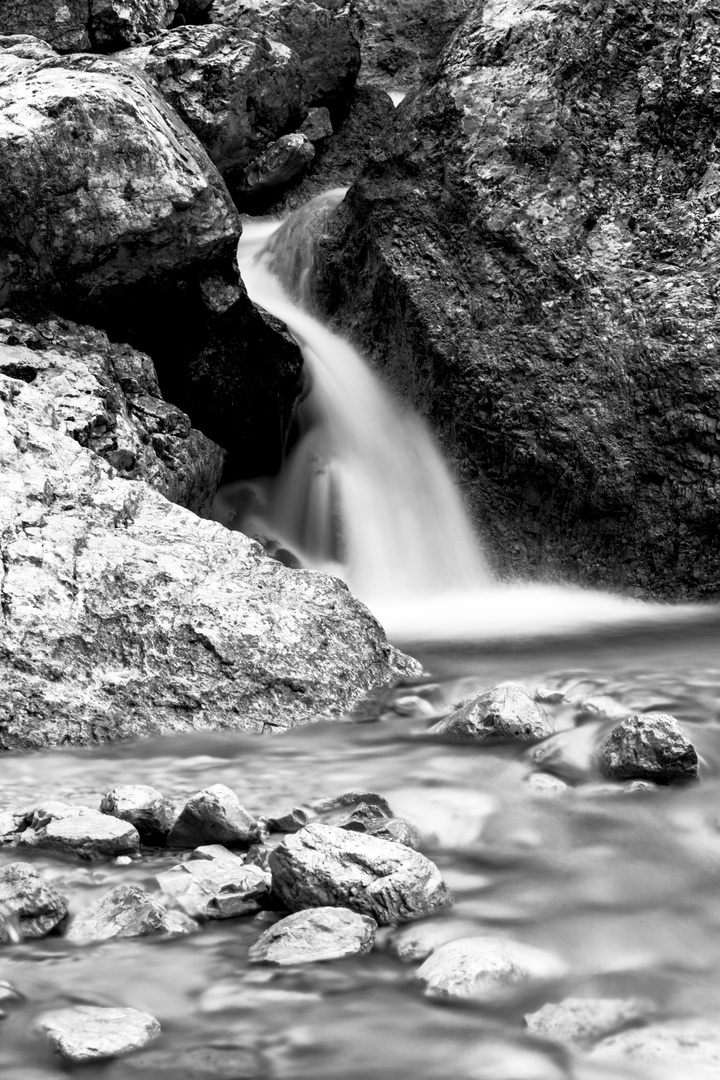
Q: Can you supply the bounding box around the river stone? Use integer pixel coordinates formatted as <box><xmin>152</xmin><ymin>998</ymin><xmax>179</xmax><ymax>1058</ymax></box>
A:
<box><xmin>249</xmin><ymin>906</ymin><xmax>376</xmax><ymax>965</ymax></box>
<box><xmin>262</xmin><ymin>807</ymin><xmax>309</xmax><ymax>834</ymax></box>
<box><xmin>100</xmin><ymin>786</ymin><xmax>176</xmax><ymax>844</ymax></box>
<box><xmin>243</xmin><ymin>132</ymin><xmax>315</xmax><ymax>192</ymax></box>
<box><xmin>416</xmin><ymin>936</ymin><xmax>568</xmax><ymax>1001</ymax></box>
<box><xmin>22</xmin><ymin>811</ymin><xmax>140</xmax><ymax>860</ymax></box>
<box><xmin>598</xmin><ymin>715</ymin><xmax>699</xmax><ymax>785</ymax></box>
<box><xmin>66</xmin><ymin>884</ymin><xmax>187</xmax><ymax>944</ymax></box>
<box><xmin>189</xmin><ymin>844</ymin><xmax>245</xmax><ymax>863</ymax></box>
<box><xmin>157</xmin><ymin>860</ymin><xmax>271</xmax><ymax>918</ymax></box>
<box><xmin>37</xmin><ymin>1005</ymin><xmax>160</xmax><ymax>1064</ymax></box>
<box><xmin>387</xmin><ymin>917</ymin><xmax>481</xmax><ymax>963</ymax></box>
<box><xmin>108</xmin><ymin>1043</ymin><xmax>267</xmax><ymax>1078</ymax></box>
<box><xmin>525</xmin><ymin>997</ymin><xmax>654</xmax><ymax>1049</ymax></box>
<box><xmin>525</xmin><ymin>773</ymin><xmax>571</xmax><ymax>795</ymax></box>
<box><xmin>588</xmin><ymin>1018</ymin><xmax>720</xmax><ymax>1076</ymax></box>
<box><xmin>168</xmin><ymin>785</ymin><xmax>260</xmax><ymax>849</ymax></box>
<box><xmin>429</xmin><ymin>683</ymin><xmax>554</xmax><ymax>742</ymax></box>
<box><xmin>0</xmin><ymin>863</ymin><xmax>68</xmax><ymax>941</ymax></box>
<box><xmin>269</xmin><ymin>823</ymin><xmax>451</xmax><ymax>924</ymax></box>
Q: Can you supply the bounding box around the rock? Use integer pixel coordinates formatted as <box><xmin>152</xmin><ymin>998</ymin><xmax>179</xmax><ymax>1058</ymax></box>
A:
<box><xmin>0</xmin><ymin>373</ymin><xmax>419</xmax><ymax>750</ymax></box>
<box><xmin>525</xmin><ymin>773</ymin><xmax>571</xmax><ymax>795</ymax></box>
<box><xmin>312</xmin><ymin>0</ymin><xmax>720</xmax><ymax>601</ymax></box>
<box><xmin>299</xmin><ymin>106</ymin><xmax>333</xmax><ymax>142</ymax></box>
<box><xmin>168</xmin><ymin>785</ymin><xmax>260</xmax><ymax>848</ymax></box>
<box><xmin>0</xmin><ymin>2</ymin><xmax>91</xmax><ymax>52</ymax></box>
<box><xmin>598</xmin><ymin>715</ymin><xmax>699</xmax><ymax>785</ymax></box>
<box><xmin>243</xmin><ymin>132</ymin><xmax>315</xmax><ymax>193</ymax></box>
<box><xmin>386</xmin><ymin>917</ymin><xmax>481</xmax><ymax>962</ymax></box>
<box><xmin>66</xmin><ymin>884</ymin><xmax>187</xmax><ymax>943</ymax></box>
<box><xmin>0</xmin><ymin>863</ymin><xmax>68</xmax><ymax>941</ymax></box>
<box><xmin>21</xmin><ymin>811</ymin><xmax>140</xmax><ymax>860</ymax></box>
<box><xmin>416</xmin><ymin>936</ymin><xmax>568</xmax><ymax>1002</ymax></box>
<box><xmin>588</xmin><ymin>1018</ymin><xmax>720</xmax><ymax>1077</ymax></box>
<box><xmin>189</xmin><ymin>844</ymin><xmax>245</xmax><ymax>863</ymax></box>
<box><xmin>91</xmin><ymin>0</ymin><xmax>179</xmax><ymax>49</ymax></box>
<box><xmin>157</xmin><ymin>859</ymin><xmax>271</xmax><ymax>918</ymax></box>
<box><xmin>37</xmin><ymin>1005</ymin><xmax>160</xmax><ymax>1064</ymax></box>
<box><xmin>263</xmin><ymin>807</ymin><xmax>309</xmax><ymax>833</ymax></box>
<box><xmin>313</xmin><ymin>791</ymin><xmax>393</xmax><ymax>818</ymax></box>
<box><xmin>364</xmin><ymin>817</ymin><xmax>421</xmax><ymax>849</ymax></box>
<box><xmin>249</xmin><ymin>906</ymin><xmax>376</xmax><ymax>964</ymax></box>
<box><xmin>269</xmin><ymin>822</ymin><xmax>451</xmax><ymax>924</ymax></box>
<box><xmin>525</xmin><ymin>997</ymin><xmax>654</xmax><ymax>1049</ymax></box>
<box><xmin>119</xmin><ymin>25</ymin><xmax>305</xmax><ymax>180</ymax></box>
<box><xmin>100</xmin><ymin>786</ymin><xmax>176</xmax><ymax>844</ymax></box>
<box><xmin>0</xmin><ymin>316</ymin><xmax>224</xmax><ymax>518</ymax></box>
<box><xmin>0</xmin><ymin>34</ymin><xmax>58</xmax><ymax>61</ymax></box>
<box><xmin>429</xmin><ymin>683</ymin><xmax>554</xmax><ymax>742</ymax></box>
<box><xmin>0</xmin><ymin>810</ymin><xmax>20</xmax><ymax>839</ymax></box>
<box><xmin>106</xmin><ymin>1043</ymin><xmax>267</xmax><ymax>1078</ymax></box>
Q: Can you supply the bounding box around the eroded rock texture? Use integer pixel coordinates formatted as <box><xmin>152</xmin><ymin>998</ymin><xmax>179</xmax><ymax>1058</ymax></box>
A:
<box><xmin>0</xmin><ymin>0</ymin><xmax>178</xmax><ymax>52</ymax></box>
<box><xmin>312</xmin><ymin>0</ymin><xmax>720</xmax><ymax>599</ymax></box>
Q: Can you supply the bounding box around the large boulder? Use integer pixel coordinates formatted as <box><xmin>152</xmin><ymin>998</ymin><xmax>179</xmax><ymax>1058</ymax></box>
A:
<box><xmin>311</xmin><ymin>0</ymin><xmax>720</xmax><ymax>600</ymax></box>
<box><xmin>0</xmin><ymin>1</ymin><xmax>178</xmax><ymax>52</ymax></box>
<box><xmin>0</xmin><ymin>372</ymin><xmax>418</xmax><ymax>750</ymax></box>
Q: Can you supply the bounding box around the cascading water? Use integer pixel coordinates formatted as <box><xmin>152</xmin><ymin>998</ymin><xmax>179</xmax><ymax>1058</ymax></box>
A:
<box><xmin>215</xmin><ymin>189</ymin><xmax>710</xmax><ymax>645</ymax></box>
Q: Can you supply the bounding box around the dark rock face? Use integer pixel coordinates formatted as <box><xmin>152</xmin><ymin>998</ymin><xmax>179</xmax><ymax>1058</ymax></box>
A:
<box><xmin>0</xmin><ymin>0</ymin><xmax>178</xmax><ymax>52</ymax></box>
<box><xmin>312</xmin><ymin>0</ymin><xmax>720</xmax><ymax>599</ymax></box>
<box><xmin>598</xmin><ymin>714</ymin><xmax>699</xmax><ymax>785</ymax></box>
<box><xmin>0</xmin><ymin>862</ymin><xmax>68</xmax><ymax>940</ymax></box>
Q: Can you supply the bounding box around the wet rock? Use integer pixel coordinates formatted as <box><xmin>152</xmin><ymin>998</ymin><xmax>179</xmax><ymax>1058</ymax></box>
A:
<box><xmin>189</xmin><ymin>844</ymin><xmax>245</xmax><ymax>863</ymax></box>
<box><xmin>364</xmin><ymin>817</ymin><xmax>421</xmax><ymax>849</ymax></box>
<box><xmin>386</xmin><ymin>917</ymin><xmax>481</xmax><ymax>962</ymax></box>
<box><xmin>525</xmin><ymin>996</ymin><xmax>654</xmax><ymax>1049</ymax></box>
<box><xmin>598</xmin><ymin>715</ymin><xmax>699</xmax><ymax>785</ymax></box>
<box><xmin>299</xmin><ymin>106</ymin><xmax>333</xmax><ymax>143</ymax></box>
<box><xmin>0</xmin><ymin>863</ymin><xmax>68</xmax><ymax>941</ymax></box>
<box><xmin>416</xmin><ymin>936</ymin><xmax>568</xmax><ymax>1002</ymax></box>
<box><xmin>119</xmin><ymin>25</ymin><xmax>305</xmax><ymax>179</ymax></box>
<box><xmin>91</xmin><ymin>0</ymin><xmax>179</xmax><ymax>49</ymax></box>
<box><xmin>157</xmin><ymin>860</ymin><xmax>271</xmax><ymax>918</ymax></box>
<box><xmin>263</xmin><ymin>808</ymin><xmax>309</xmax><ymax>834</ymax></box>
<box><xmin>22</xmin><ymin>811</ymin><xmax>140</xmax><ymax>860</ymax></box>
<box><xmin>525</xmin><ymin>773</ymin><xmax>571</xmax><ymax>795</ymax></box>
<box><xmin>0</xmin><ymin>374</ymin><xmax>418</xmax><ymax>751</ymax></box>
<box><xmin>100</xmin><ymin>786</ymin><xmax>176</xmax><ymax>844</ymax></box>
<box><xmin>429</xmin><ymin>683</ymin><xmax>554</xmax><ymax>742</ymax></box>
<box><xmin>243</xmin><ymin>132</ymin><xmax>315</xmax><ymax>193</ymax></box>
<box><xmin>313</xmin><ymin>791</ymin><xmax>393</xmax><ymax>818</ymax></box>
<box><xmin>66</xmin><ymin>884</ymin><xmax>189</xmax><ymax>944</ymax></box>
<box><xmin>0</xmin><ymin>1</ymin><xmax>91</xmax><ymax>52</ymax></box>
<box><xmin>249</xmin><ymin>906</ymin><xmax>376</xmax><ymax>964</ymax></box>
<box><xmin>0</xmin><ymin>810</ymin><xmax>20</xmax><ymax>839</ymax></box>
<box><xmin>168</xmin><ymin>785</ymin><xmax>260</xmax><ymax>849</ymax></box>
<box><xmin>37</xmin><ymin>1005</ymin><xmax>160</xmax><ymax>1063</ymax></box>
<box><xmin>588</xmin><ymin>1018</ymin><xmax>720</xmax><ymax>1076</ymax></box>
<box><xmin>269</xmin><ymin>823</ymin><xmax>451</xmax><ymax>925</ymax></box>
<box><xmin>108</xmin><ymin>1043</ymin><xmax>267</xmax><ymax>1078</ymax></box>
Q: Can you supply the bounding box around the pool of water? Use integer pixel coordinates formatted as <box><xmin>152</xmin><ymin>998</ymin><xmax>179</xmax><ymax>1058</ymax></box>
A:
<box><xmin>2</xmin><ymin>611</ymin><xmax>720</xmax><ymax>1079</ymax></box>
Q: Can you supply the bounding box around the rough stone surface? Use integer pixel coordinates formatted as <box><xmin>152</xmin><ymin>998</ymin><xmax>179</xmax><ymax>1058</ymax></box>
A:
<box><xmin>299</xmin><ymin>106</ymin><xmax>333</xmax><ymax>142</ymax></box>
<box><xmin>0</xmin><ymin>316</ymin><xmax>224</xmax><ymax>518</ymax></box>
<box><xmin>157</xmin><ymin>859</ymin><xmax>271</xmax><ymax>918</ymax></box>
<box><xmin>429</xmin><ymin>683</ymin><xmax>554</xmax><ymax>742</ymax></box>
<box><xmin>243</xmin><ymin>132</ymin><xmax>315</xmax><ymax>193</ymax></box>
<box><xmin>119</xmin><ymin>25</ymin><xmax>305</xmax><ymax>179</ymax></box>
<box><xmin>588</xmin><ymin>1018</ymin><xmax>720</xmax><ymax>1077</ymax></box>
<box><xmin>0</xmin><ymin>862</ymin><xmax>68</xmax><ymax>941</ymax></box>
<box><xmin>525</xmin><ymin>997</ymin><xmax>654</xmax><ymax>1049</ymax></box>
<box><xmin>92</xmin><ymin>0</ymin><xmax>179</xmax><ymax>49</ymax></box>
<box><xmin>312</xmin><ymin>0</ymin><xmax>720</xmax><ymax>600</ymax></box>
<box><xmin>66</xmin><ymin>884</ymin><xmax>185</xmax><ymax>943</ymax></box>
<box><xmin>38</xmin><ymin>1005</ymin><xmax>160</xmax><ymax>1063</ymax></box>
<box><xmin>100</xmin><ymin>786</ymin><xmax>176</xmax><ymax>842</ymax></box>
<box><xmin>249</xmin><ymin>906</ymin><xmax>376</xmax><ymax>964</ymax></box>
<box><xmin>416</xmin><ymin>936</ymin><xmax>568</xmax><ymax>1001</ymax></box>
<box><xmin>21</xmin><ymin>811</ymin><xmax>141</xmax><ymax>859</ymax></box>
<box><xmin>0</xmin><ymin>0</ymin><xmax>178</xmax><ymax>51</ymax></box>
<box><xmin>598</xmin><ymin>715</ymin><xmax>699</xmax><ymax>785</ymax></box>
<box><xmin>269</xmin><ymin>822</ymin><xmax>451</xmax><ymax>925</ymax></box>
<box><xmin>0</xmin><ymin>373</ymin><xmax>419</xmax><ymax>750</ymax></box>
<box><xmin>168</xmin><ymin>785</ymin><xmax>260</xmax><ymax>848</ymax></box>
<box><xmin>190</xmin><ymin>844</ymin><xmax>245</xmax><ymax>863</ymax></box>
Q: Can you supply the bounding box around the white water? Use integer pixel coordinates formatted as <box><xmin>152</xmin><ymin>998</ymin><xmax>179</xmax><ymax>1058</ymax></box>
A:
<box><xmin>217</xmin><ymin>190</ymin><xmax>710</xmax><ymax>644</ymax></box>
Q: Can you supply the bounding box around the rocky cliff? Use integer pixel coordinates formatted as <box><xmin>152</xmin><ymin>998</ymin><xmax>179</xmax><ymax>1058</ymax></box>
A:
<box><xmin>311</xmin><ymin>0</ymin><xmax>720</xmax><ymax>599</ymax></box>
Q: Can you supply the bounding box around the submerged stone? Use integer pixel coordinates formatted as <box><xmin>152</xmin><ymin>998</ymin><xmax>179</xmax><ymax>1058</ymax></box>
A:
<box><xmin>588</xmin><ymin>1018</ymin><xmax>720</xmax><ymax>1075</ymax></box>
<box><xmin>168</xmin><ymin>785</ymin><xmax>260</xmax><ymax>849</ymax></box>
<box><xmin>525</xmin><ymin>997</ymin><xmax>654</xmax><ymax>1049</ymax></box>
<box><xmin>38</xmin><ymin>1005</ymin><xmax>160</xmax><ymax>1063</ymax></box>
<box><xmin>429</xmin><ymin>683</ymin><xmax>554</xmax><ymax>742</ymax></box>
<box><xmin>416</xmin><ymin>936</ymin><xmax>568</xmax><ymax>1002</ymax></box>
<box><xmin>0</xmin><ymin>862</ymin><xmax>68</xmax><ymax>941</ymax></box>
<box><xmin>598</xmin><ymin>714</ymin><xmax>699</xmax><ymax>785</ymax></box>
<box><xmin>249</xmin><ymin>906</ymin><xmax>376</xmax><ymax>965</ymax></box>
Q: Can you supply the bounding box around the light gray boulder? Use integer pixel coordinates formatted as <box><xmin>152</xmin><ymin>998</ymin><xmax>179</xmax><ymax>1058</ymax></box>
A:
<box><xmin>37</xmin><ymin>1005</ymin><xmax>160</xmax><ymax>1063</ymax></box>
<box><xmin>598</xmin><ymin>714</ymin><xmax>699</xmax><ymax>785</ymax></box>
<box><xmin>66</xmin><ymin>884</ymin><xmax>190</xmax><ymax>943</ymax></box>
<box><xmin>269</xmin><ymin>823</ymin><xmax>451</xmax><ymax>924</ymax></box>
<box><xmin>100</xmin><ymin>786</ymin><xmax>176</xmax><ymax>844</ymax></box>
<box><xmin>525</xmin><ymin>996</ymin><xmax>654</xmax><ymax>1049</ymax></box>
<box><xmin>21</xmin><ymin>811</ymin><xmax>140</xmax><ymax>860</ymax></box>
<box><xmin>168</xmin><ymin>785</ymin><xmax>260</xmax><ymax>849</ymax></box>
<box><xmin>416</xmin><ymin>936</ymin><xmax>568</xmax><ymax>1001</ymax></box>
<box><xmin>0</xmin><ymin>863</ymin><xmax>68</xmax><ymax>941</ymax></box>
<box><xmin>429</xmin><ymin>683</ymin><xmax>554</xmax><ymax>742</ymax></box>
<box><xmin>249</xmin><ymin>906</ymin><xmax>376</xmax><ymax>964</ymax></box>
<box><xmin>157</xmin><ymin>859</ymin><xmax>270</xmax><ymax>918</ymax></box>
<box><xmin>588</xmin><ymin>1018</ymin><xmax>720</xmax><ymax>1076</ymax></box>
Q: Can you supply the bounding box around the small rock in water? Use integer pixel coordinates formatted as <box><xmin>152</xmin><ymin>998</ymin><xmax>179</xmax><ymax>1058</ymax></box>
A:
<box><xmin>416</xmin><ymin>936</ymin><xmax>568</xmax><ymax>1002</ymax></box>
<box><xmin>588</xmin><ymin>1018</ymin><xmax>720</xmax><ymax>1075</ymax></box>
<box><xmin>0</xmin><ymin>863</ymin><xmax>68</xmax><ymax>941</ymax></box>
<box><xmin>243</xmin><ymin>132</ymin><xmax>315</xmax><ymax>191</ymax></box>
<box><xmin>168</xmin><ymin>785</ymin><xmax>260</xmax><ymax>849</ymax></box>
<box><xmin>313</xmin><ymin>791</ymin><xmax>394</xmax><ymax>818</ymax></box>
<box><xmin>386</xmin><ymin>917</ymin><xmax>481</xmax><ymax>962</ymax></box>
<box><xmin>21</xmin><ymin>811</ymin><xmax>140</xmax><ymax>860</ymax></box>
<box><xmin>66</xmin><ymin>884</ymin><xmax>191</xmax><ymax>944</ymax></box>
<box><xmin>525</xmin><ymin>773</ymin><xmax>571</xmax><ymax>795</ymax></box>
<box><xmin>110</xmin><ymin>1043</ymin><xmax>267</xmax><ymax>1078</ymax></box>
<box><xmin>157</xmin><ymin>860</ymin><xmax>270</xmax><ymax>919</ymax></box>
<box><xmin>189</xmin><ymin>844</ymin><xmax>245</xmax><ymax>863</ymax></box>
<box><xmin>269</xmin><ymin>823</ymin><xmax>451</xmax><ymax>925</ymax></box>
<box><xmin>598</xmin><ymin>714</ymin><xmax>699</xmax><ymax>784</ymax></box>
<box><xmin>525</xmin><ymin>996</ymin><xmax>654</xmax><ymax>1048</ymax></box>
<box><xmin>100</xmin><ymin>785</ymin><xmax>176</xmax><ymax>843</ymax></box>
<box><xmin>365</xmin><ymin>817</ymin><xmax>421</xmax><ymax>849</ymax></box>
<box><xmin>37</xmin><ymin>1005</ymin><xmax>160</xmax><ymax>1063</ymax></box>
<box><xmin>429</xmin><ymin>683</ymin><xmax>554</xmax><ymax>742</ymax></box>
<box><xmin>249</xmin><ymin>906</ymin><xmax>376</xmax><ymax>965</ymax></box>
<box><xmin>262</xmin><ymin>807</ymin><xmax>309</xmax><ymax>833</ymax></box>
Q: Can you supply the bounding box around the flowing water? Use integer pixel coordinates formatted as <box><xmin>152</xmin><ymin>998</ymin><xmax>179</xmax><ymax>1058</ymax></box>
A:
<box><xmin>3</xmin><ymin>192</ymin><xmax>720</xmax><ymax>1080</ymax></box>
